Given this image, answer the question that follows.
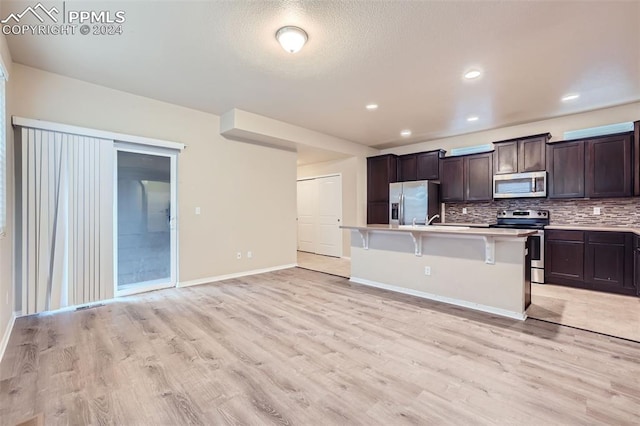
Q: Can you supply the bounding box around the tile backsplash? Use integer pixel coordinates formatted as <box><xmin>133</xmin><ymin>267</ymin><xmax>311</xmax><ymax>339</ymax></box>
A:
<box><xmin>444</xmin><ymin>197</ymin><xmax>640</xmax><ymax>227</ymax></box>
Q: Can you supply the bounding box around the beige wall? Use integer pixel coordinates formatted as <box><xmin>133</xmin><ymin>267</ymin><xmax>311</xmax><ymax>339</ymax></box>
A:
<box><xmin>383</xmin><ymin>101</ymin><xmax>640</xmax><ymax>156</ymax></box>
<box><xmin>10</xmin><ymin>64</ymin><xmax>297</xmax><ymax>288</ymax></box>
<box><xmin>0</xmin><ymin>33</ymin><xmax>14</xmax><ymax>352</ymax></box>
<box><xmin>297</xmin><ymin>156</ymin><xmax>367</xmax><ymax>257</ymax></box>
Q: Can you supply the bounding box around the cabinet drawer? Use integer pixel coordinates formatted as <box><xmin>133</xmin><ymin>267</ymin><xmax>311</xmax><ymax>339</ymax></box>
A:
<box><xmin>586</xmin><ymin>231</ymin><xmax>627</xmax><ymax>245</ymax></box>
<box><xmin>546</xmin><ymin>230</ymin><xmax>584</xmax><ymax>242</ymax></box>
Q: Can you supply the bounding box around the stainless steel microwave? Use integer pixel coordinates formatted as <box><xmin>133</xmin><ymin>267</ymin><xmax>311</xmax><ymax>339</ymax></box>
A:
<box><xmin>493</xmin><ymin>171</ymin><xmax>547</xmax><ymax>199</ymax></box>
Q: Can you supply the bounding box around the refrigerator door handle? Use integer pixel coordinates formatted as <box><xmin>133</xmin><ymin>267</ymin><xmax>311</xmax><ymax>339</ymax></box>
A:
<box><xmin>399</xmin><ymin>193</ymin><xmax>404</xmax><ymax>225</ymax></box>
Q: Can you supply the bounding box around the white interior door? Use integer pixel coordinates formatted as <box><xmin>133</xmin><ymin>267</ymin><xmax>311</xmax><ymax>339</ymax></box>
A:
<box><xmin>297</xmin><ymin>179</ymin><xmax>317</xmax><ymax>253</ymax></box>
<box><xmin>316</xmin><ymin>175</ymin><xmax>342</xmax><ymax>257</ymax></box>
<box><xmin>297</xmin><ymin>175</ymin><xmax>342</xmax><ymax>258</ymax></box>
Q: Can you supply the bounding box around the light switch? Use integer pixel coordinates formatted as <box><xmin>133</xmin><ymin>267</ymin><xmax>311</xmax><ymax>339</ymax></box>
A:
<box><xmin>593</xmin><ymin>207</ymin><xmax>601</xmax><ymax>215</ymax></box>
<box><xmin>195</xmin><ymin>207</ymin><xmax>201</xmax><ymax>215</ymax></box>
<box><xmin>462</xmin><ymin>207</ymin><xmax>468</xmax><ymax>214</ymax></box>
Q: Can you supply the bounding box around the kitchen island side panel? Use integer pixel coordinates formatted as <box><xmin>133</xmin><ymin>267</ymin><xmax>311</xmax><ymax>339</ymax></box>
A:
<box><xmin>350</xmin><ymin>231</ymin><xmax>527</xmax><ymax>317</ymax></box>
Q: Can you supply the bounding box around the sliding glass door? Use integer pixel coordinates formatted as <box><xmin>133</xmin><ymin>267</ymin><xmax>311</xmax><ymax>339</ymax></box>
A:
<box><xmin>115</xmin><ymin>145</ymin><xmax>177</xmax><ymax>295</ymax></box>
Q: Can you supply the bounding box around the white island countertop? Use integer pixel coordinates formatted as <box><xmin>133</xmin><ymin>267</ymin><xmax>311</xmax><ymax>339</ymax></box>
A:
<box><xmin>340</xmin><ymin>224</ymin><xmax>537</xmax><ymax>238</ymax></box>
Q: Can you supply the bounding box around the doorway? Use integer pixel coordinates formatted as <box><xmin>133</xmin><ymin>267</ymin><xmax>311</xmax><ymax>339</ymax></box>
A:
<box><xmin>115</xmin><ymin>146</ymin><xmax>177</xmax><ymax>295</ymax></box>
<box><xmin>297</xmin><ymin>175</ymin><xmax>342</xmax><ymax>258</ymax></box>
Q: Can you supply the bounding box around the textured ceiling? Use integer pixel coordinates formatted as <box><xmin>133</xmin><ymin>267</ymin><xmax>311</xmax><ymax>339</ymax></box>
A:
<box><xmin>3</xmin><ymin>1</ymin><xmax>640</xmax><ymax>158</ymax></box>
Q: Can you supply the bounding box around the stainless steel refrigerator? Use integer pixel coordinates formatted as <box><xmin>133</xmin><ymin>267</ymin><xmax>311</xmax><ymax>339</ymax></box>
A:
<box><xmin>389</xmin><ymin>181</ymin><xmax>440</xmax><ymax>226</ymax></box>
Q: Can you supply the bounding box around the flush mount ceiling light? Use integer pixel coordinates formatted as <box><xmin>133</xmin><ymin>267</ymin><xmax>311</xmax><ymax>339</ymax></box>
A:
<box><xmin>467</xmin><ymin>116</ymin><xmax>479</xmax><ymax>122</ymax></box>
<box><xmin>276</xmin><ymin>26</ymin><xmax>308</xmax><ymax>53</ymax></box>
<box><xmin>561</xmin><ymin>93</ymin><xmax>580</xmax><ymax>102</ymax></box>
<box><xmin>400</xmin><ymin>130</ymin><xmax>412</xmax><ymax>137</ymax></box>
<box><xmin>366</xmin><ymin>103</ymin><xmax>379</xmax><ymax>110</ymax></box>
<box><xmin>464</xmin><ymin>69</ymin><xmax>482</xmax><ymax>79</ymax></box>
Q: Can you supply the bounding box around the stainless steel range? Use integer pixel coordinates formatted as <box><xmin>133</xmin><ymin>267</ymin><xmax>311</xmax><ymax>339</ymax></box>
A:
<box><xmin>490</xmin><ymin>209</ymin><xmax>549</xmax><ymax>284</ymax></box>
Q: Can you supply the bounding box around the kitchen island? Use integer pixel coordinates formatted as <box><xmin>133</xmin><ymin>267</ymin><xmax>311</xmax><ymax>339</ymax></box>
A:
<box><xmin>341</xmin><ymin>224</ymin><xmax>536</xmax><ymax>320</ymax></box>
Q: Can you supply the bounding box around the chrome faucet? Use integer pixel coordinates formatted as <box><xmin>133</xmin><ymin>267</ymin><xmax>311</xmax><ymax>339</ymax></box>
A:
<box><xmin>412</xmin><ymin>217</ymin><xmax>417</xmax><ymax>226</ymax></box>
<box><xmin>426</xmin><ymin>214</ymin><xmax>440</xmax><ymax>225</ymax></box>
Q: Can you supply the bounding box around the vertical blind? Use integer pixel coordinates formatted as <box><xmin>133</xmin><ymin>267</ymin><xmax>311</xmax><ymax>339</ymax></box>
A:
<box><xmin>19</xmin><ymin>128</ymin><xmax>114</xmax><ymax>314</ymax></box>
<box><xmin>0</xmin><ymin>78</ymin><xmax>6</xmax><ymax>235</ymax></box>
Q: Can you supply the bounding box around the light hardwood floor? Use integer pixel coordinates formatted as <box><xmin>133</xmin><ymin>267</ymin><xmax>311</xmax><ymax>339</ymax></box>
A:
<box><xmin>298</xmin><ymin>251</ymin><xmax>640</xmax><ymax>342</ymax></box>
<box><xmin>2</xmin><ymin>268</ymin><xmax>640</xmax><ymax>425</ymax></box>
<box><xmin>528</xmin><ymin>283</ymin><xmax>640</xmax><ymax>342</ymax></box>
<box><xmin>297</xmin><ymin>251</ymin><xmax>350</xmax><ymax>278</ymax></box>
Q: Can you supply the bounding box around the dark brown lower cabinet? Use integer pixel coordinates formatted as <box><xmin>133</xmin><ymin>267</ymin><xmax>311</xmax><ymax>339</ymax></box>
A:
<box><xmin>545</xmin><ymin>229</ymin><xmax>636</xmax><ymax>296</ymax></box>
<box><xmin>545</xmin><ymin>230</ymin><xmax>585</xmax><ymax>286</ymax></box>
<box><xmin>635</xmin><ymin>236</ymin><xmax>640</xmax><ymax>295</ymax></box>
<box><xmin>585</xmin><ymin>232</ymin><xmax>634</xmax><ymax>295</ymax></box>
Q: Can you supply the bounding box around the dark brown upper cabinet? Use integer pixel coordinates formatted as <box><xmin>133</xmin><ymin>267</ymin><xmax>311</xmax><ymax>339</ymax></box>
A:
<box><xmin>398</xmin><ymin>154</ymin><xmax>417</xmax><ymax>182</ymax></box>
<box><xmin>585</xmin><ymin>133</ymin><xmax>632</xmax><ymax>198</ymax></box>
<box><xmin>440</xmin><ymin>157</ymin><xmax>465</xmax><ymax>202</ymax></box>
<box><xmin>493</xmin><ymin>141</ymin><xmax>518</xmax><ymax>175</ymax></box>
<box><xmin>466</xmin><ymin>152</ymin><xmax>493</xmax><ymax>201</ymax></box>
<box><xmin>494</xmin><ymin>134</ymin><xmax>549</xmax><ymax>175</ymax></box>
<box><xmin>547</xmin><ymin>141</ymin><xmax>585</xmax><ymax>198</ymax></box>
<box><xmin>366</xmin><ymin>154</ymin><xmax>398</xmax><ymax>224</ymax></box>
<box><xmin>548</xmin><ymin>132</ymin><xmax>632</xmax><ymax>199</ymax></box>
<box><xmin>397</xmin><ymin>149</ymin><xmax>445</xmax><ymax>182</ymax></box>
<box><xmin>440</xmin><ymin>152</ymin><xmax>493</xmax><ymax>202</ymax></box>
<box><xmin>417</xmin><ymin>150</ymin><xmax>445</xmax><ymax>180</ymax></box>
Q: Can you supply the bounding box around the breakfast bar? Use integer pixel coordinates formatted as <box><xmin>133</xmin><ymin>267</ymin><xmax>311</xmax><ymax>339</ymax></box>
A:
<box><xmin>341</xmin><ymin>225</ymin><xmax>536</xmax><ymax>320</ymax></box>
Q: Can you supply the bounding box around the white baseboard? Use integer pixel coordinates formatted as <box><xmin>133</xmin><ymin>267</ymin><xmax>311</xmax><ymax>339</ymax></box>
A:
<box><xmin>349</xmin><ymin>276</ymin><xmax>526</xmax><ymax>321</ymax></box>
<box><xmin>0</xmin><ymin>312</ymin><xmax>17</xmax><ymax>363</ymax></box>
<box><xmin>178</xmin><ymin>264</ymin><xmax>297</xmax><ymax>288</ymax></box>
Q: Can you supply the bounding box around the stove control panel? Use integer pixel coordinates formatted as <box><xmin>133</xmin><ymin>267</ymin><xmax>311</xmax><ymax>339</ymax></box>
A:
<box><xmin>498</xmin><ymin>209</ymin><xmax>549</xmax><ymax>219</ymax></box>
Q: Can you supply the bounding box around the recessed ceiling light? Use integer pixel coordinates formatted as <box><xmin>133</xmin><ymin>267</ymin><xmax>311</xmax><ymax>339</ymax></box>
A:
<box><xmin>275</xmin><ymin>26</ymin><xmax>308</xmax><ymax>53</ymax></box>
<box><xmin>561</xmin><ymin>93</ymin><xmax>580</xmax><ymax>102</ymax></box>
<box><xmin>366</xmin><ymin>104</ymin><xmax>378</xmax><ymax>110</ymax></box>
<box><xmin>467</xmin><ymin>116</ymin><xmax>479</xmax><ymax>122</ymax></box>
<box><xmin>400</xmin><ymin>130</ymin><xmax>412</xmax><ymax>137</ymax></box>
<box><xmin>464</xmin><ymin>69</ymin><xmax>482</xmax><ymax>79</ymax></box>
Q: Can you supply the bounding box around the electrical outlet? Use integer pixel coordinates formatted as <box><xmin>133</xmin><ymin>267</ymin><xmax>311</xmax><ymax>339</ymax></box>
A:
<box><xmin>462</xmin><ymin>207</ymin><xmax>468</xmax><ymax>214</ymax></box>
<box><xmin>195</xmin><ymin>207</ymin><xmax>201</xmax><ymax>215</ymax></box>
<box><xmin>247</xmin><ymin>251</ymin><xmax>252</xmax><ymax>259</ymax></box>
<box><xmin>593</xmin><ymin>207</ymin><xmax>601</xmax><ymax>215</ymax></box>
<box><xmin>236</xmin><ymin>252</ymin><xmax>242</xmax><ymax>260</ymax></box>
<box><xmin>424</xmin><ymin>266</ymin><xmax>431</xmax><ymax>276</ymax></box>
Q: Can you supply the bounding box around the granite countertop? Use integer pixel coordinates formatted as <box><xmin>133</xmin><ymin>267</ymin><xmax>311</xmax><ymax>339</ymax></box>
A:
<box><xmin>341</xmin><ymin>224</ymin><xmax>535</xmax><ymax>238</ymax></box>
<box><xmin>545</xmin><ymin>224</ymin><xmax>640</xmax><ymax>236</ymax></box>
